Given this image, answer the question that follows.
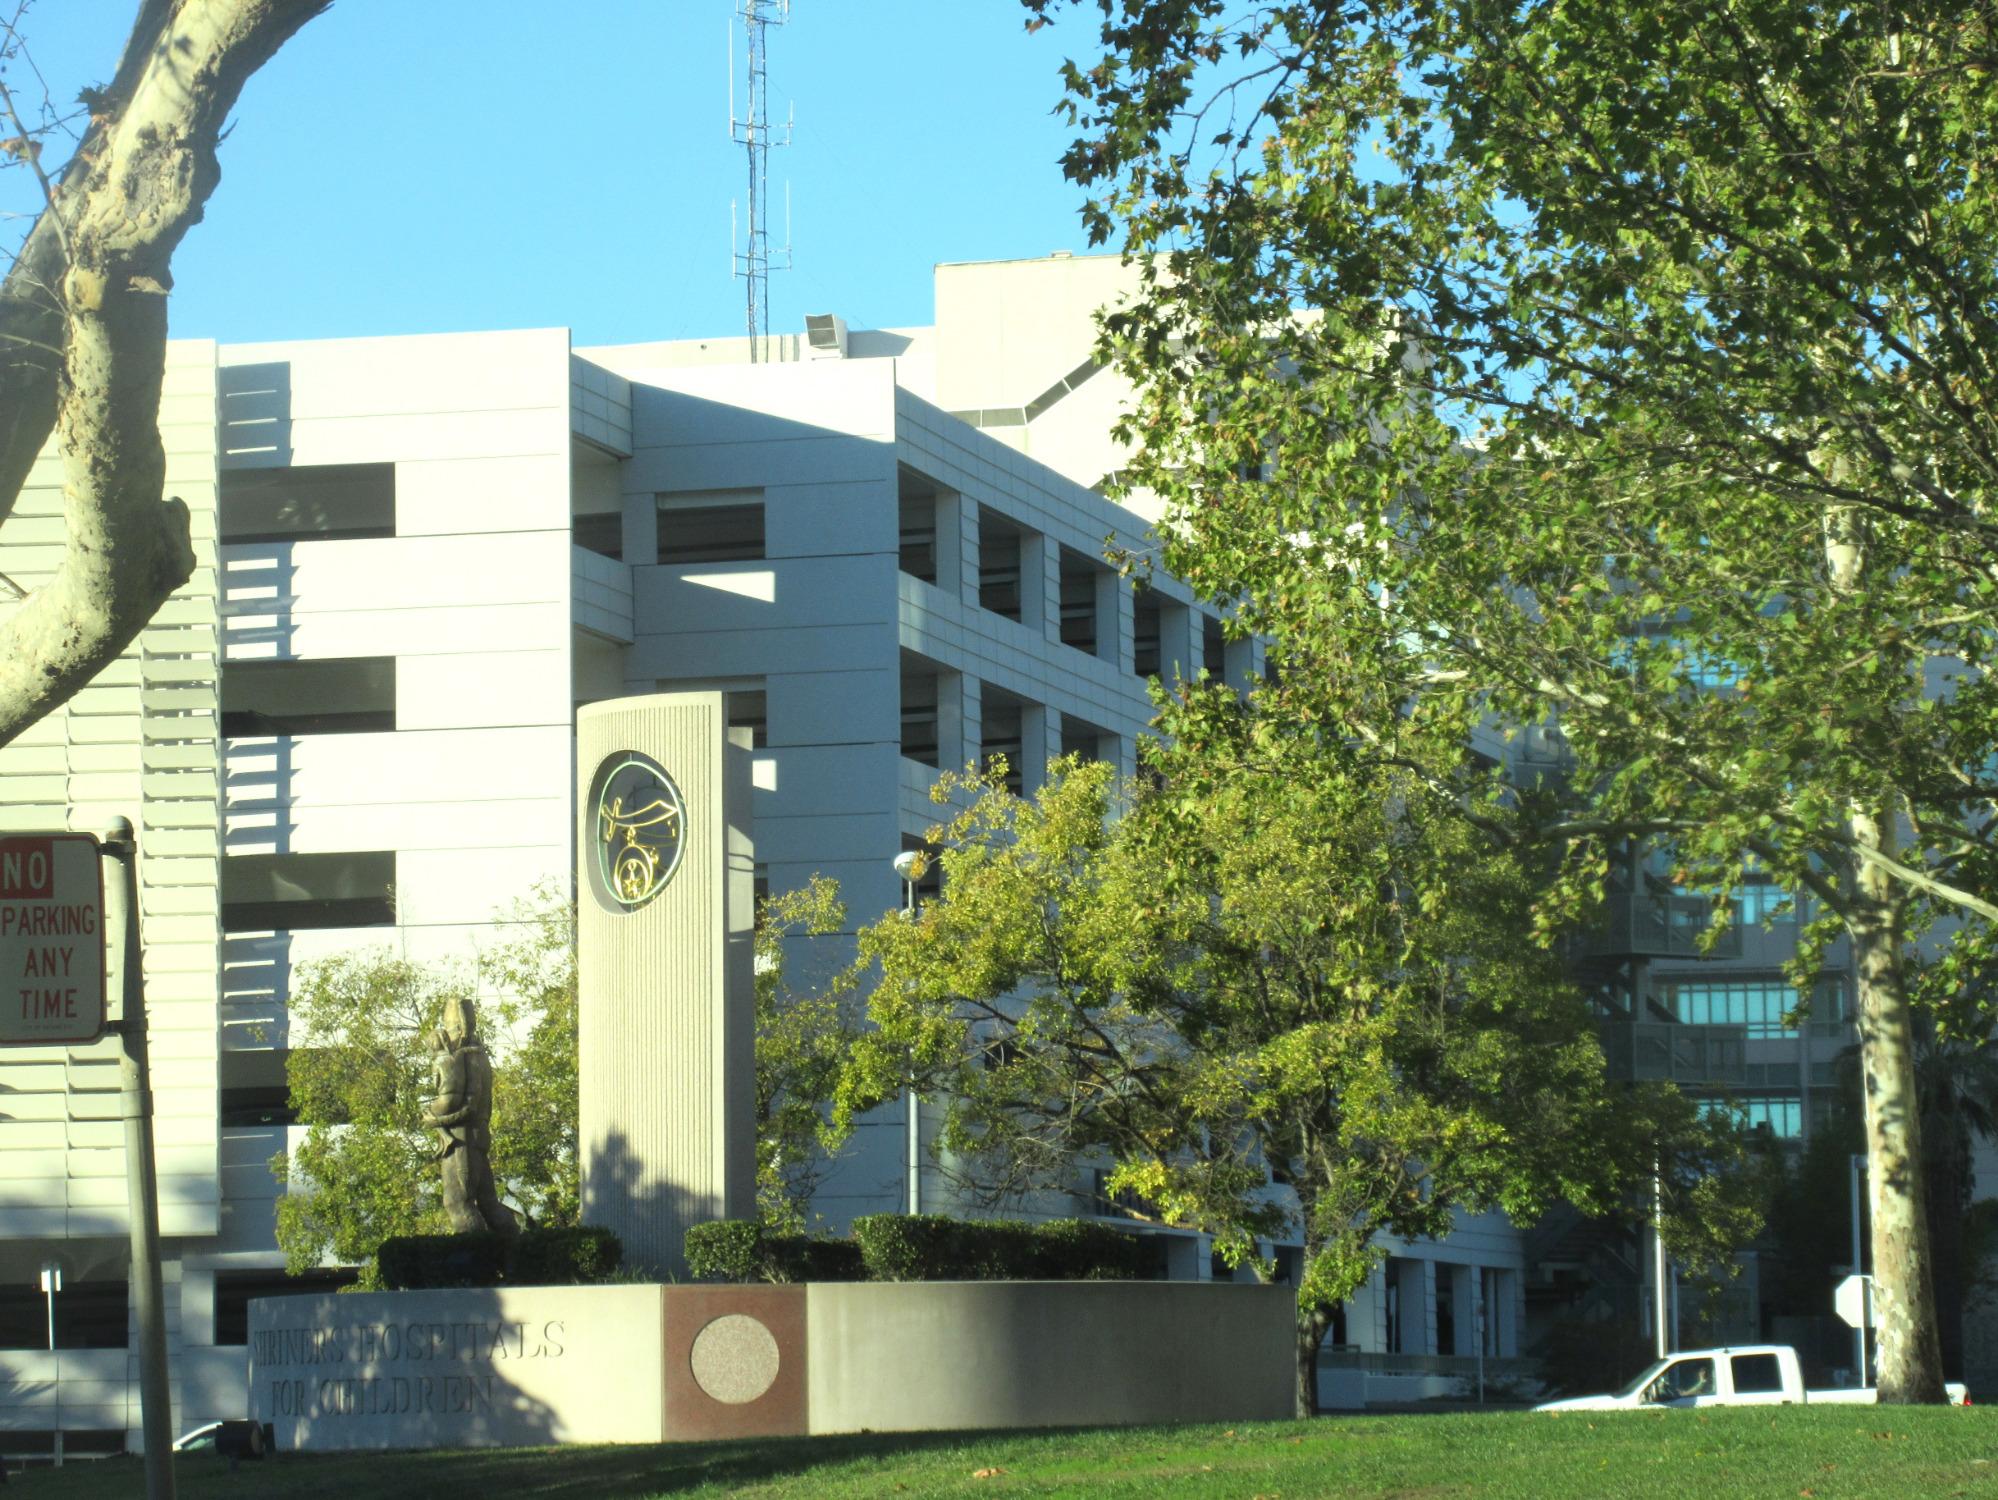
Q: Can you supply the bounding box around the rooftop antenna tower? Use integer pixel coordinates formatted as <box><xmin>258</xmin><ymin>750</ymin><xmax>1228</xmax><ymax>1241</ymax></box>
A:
<box><xmin>730</xmin><ymin>0</ymin><xmax>792</xmax><ymax>362</ymax></box>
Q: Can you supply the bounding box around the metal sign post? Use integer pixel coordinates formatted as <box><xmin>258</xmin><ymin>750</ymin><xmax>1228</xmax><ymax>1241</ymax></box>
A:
<box><xmin>99</xmin><ymin>820</ymin><xmax>176</xmax><ymax>1500</ymax></box>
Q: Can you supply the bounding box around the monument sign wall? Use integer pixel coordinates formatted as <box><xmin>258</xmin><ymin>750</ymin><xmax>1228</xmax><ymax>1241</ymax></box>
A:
<box><xmin>249</xmin><ymin>1282</ymin><xmax>1293</xmax><ymax>1450</ymax></box>
<box><xmin>576</xmin><ymin>693</ymin><xmax>756</xmax><ymax>1276</ymax></box>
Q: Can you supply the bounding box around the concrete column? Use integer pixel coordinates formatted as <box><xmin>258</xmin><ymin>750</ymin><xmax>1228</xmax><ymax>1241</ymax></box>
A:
<box><xmin>937</xmin><ymin>670</ymin><xmax>979</xmax><ymax>776</ymax></box>
<box><xmin>1096</xmin><ymin>566</ymin><xmax>1133</xmax><ymax>669</ymax></box>
<box><xmin>1020</xmin><ymin>702</ymin><xmax>1063</xmax><ymax>793</ymax></box>
<box><xmin>1449</xmin><ymin>1263</ymin><xmax>1477</xmax><ymax>1356</ymax></box>
<box><xmin>934</xmin><ymin>490</ymin><xmax>965</xmax><ymax>598</ymax></box>
<box><xmin>1224</xmin><ymin>633</ymin><xmax>1264</xmax><ymax>692</ymax></box>
<box><xmin>622</xmin><ymin>488</ymin><xmax>658</xmax><ymax>566</ymax></box>
<box><xmin>946</xmin><ymin>491</ymin><xmax>977</xmax><ymax>605</ymax></box>
<box><xmin>1023</xmin><ymin>531</ymin><xmax>1056</xmax><ymax>645</ymax></box>
<box><xmin>1417</xmin><ymin>1258</ymin><xmax>1439</xmax><ymax>1355</ymax></box>
<box><xmin>1160</xmin><ymin>601</ymin><xmax>1200</xmax><ymax>687</ymax></box>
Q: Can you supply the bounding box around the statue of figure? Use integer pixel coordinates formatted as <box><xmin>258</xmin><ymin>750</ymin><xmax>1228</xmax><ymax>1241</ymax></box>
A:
<box><xmin>423</xmin><ymin>996</ymin><xmax>519</xmax><ymax>1237</ymax></box>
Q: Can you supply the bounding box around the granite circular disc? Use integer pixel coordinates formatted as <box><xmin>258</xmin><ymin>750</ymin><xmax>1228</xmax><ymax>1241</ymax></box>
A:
<box><xmin>689</xmin><ymin>1313</ymin><xmax>781</xmax><ymax>1404</ymax></box>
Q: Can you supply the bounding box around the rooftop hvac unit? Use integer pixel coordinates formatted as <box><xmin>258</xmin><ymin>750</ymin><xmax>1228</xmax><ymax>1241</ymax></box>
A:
<box><xmin>804</xmin><ymin>312</ymin><xmax>848</xmax><ymax>359</ymax></box>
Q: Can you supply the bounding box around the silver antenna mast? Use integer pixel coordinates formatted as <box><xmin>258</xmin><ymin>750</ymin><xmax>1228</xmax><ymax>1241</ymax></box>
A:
<box><xmin>730</xmin><ymin>1</ymin><xmax>792</xmax><ymax>362</ymax></box>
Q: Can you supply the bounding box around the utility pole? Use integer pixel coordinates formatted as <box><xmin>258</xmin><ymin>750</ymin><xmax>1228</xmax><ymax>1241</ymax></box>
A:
<box><xmin>103</xmin><ymin>820</ymin><xmax>176</xmax><ymax>1499</ymax></box>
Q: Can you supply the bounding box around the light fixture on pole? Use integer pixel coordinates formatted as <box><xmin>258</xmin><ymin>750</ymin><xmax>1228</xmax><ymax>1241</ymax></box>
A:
<box><xmin>891</xmin><ymin>849</ymin><xmax>925</xmax><ymax>1217</ymax></box>
<box><xmin>38</xmin><ymin>1263</ymin><xmax>59</xmax><ymax>1351</ymax></box>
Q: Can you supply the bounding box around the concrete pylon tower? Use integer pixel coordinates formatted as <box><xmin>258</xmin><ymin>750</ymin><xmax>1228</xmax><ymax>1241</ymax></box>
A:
<box><xmin>576</xmin><ymin>693</ymin><xmax>756</xmax><ymax>1276</ymax></box>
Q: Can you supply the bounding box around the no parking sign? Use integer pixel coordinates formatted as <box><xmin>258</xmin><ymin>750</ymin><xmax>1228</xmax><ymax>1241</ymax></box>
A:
<box><xmin>0</xmin><ymin>834</ymin><xmax>106</xmax><ymax>1045</ymax></box>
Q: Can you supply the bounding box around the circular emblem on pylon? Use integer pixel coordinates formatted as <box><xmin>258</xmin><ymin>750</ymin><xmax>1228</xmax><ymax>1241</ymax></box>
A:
<box><xmin>588</xmin><ymin>750</ymin><xmax>686</xmax><ymax>913</ymax></box>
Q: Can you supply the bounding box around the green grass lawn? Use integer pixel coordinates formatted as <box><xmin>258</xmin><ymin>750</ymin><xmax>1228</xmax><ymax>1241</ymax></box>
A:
<box><xmin>17</xmin><ymin>1407</ymin><xmax>1998</xmax><ymax>1499</ymax></box>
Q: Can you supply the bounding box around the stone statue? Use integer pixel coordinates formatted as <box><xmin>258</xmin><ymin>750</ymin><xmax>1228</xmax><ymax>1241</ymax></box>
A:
<box><xmin>423</xmin><ymin>995</ymin><xmax>519</xmax><ymax>1237</ymax></box>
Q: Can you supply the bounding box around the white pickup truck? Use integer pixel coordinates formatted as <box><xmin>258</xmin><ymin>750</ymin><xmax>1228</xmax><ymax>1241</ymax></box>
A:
<box><xmin>1534</xmin><ymin>1344</ymin><xmax>1970</xmax><ymax>1410</ymax></box>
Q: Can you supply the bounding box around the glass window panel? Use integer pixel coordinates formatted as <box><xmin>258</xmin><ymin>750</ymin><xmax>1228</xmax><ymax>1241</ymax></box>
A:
<box><xmin>221</xmin><ymin>851</ymin><xmax>395</xmax><ymax>932</ymax></box>
<box><xmin>219</xmin><ymin>463</ymin><xmax>395</xmax><ymax>542</ymax></box>
<box><xmin>222</xmin><ymin>656</ymin><xmax>395</xmax><ymax>737</ymax></box>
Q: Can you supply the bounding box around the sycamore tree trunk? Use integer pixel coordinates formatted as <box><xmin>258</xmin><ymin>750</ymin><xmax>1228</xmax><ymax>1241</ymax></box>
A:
<box><xmin>1296</xmin><ymin>1299</ymin><xmax>1332</xmax><ymax>1419</ymax></box>
<box><xmin>0</xmin><ymin>0</ymin><xmax>327</xmax><ymax>748</ymax></box>
<box><xmin>1848</xmin><ymin>811</ymin><xmax>1946</xmax><ymax>1402</ymax></box>
<box><xmin>1823</xmin><ymin>499</ymin><xmax>1945</xmax><ymax>1403</ymax></box>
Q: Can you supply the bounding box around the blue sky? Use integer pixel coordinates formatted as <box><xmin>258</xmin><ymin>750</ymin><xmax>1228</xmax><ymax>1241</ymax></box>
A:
<box><xmin>3</xmin><ymin>1</ymin><xmax>1098</xmax><ymax>345</ymax></box>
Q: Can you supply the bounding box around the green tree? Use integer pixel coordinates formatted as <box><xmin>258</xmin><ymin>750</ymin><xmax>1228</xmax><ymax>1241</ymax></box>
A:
<box><xmin>838</xmin><ymin>740</ymin><xmax>1756</xmax><ymax>1416</ymax></box>
<box><xmin>276</xmin><ymin>881</ymin><xmax>858</xmax><ymax>1273</ymax></box>
<box><xmin>274</xmin><ymin>889</ymin><xmax>581</xmax><ymax>1282</ymax></box>
<box><xmin>752</xmin><ymin>875</ymin><xmax>860</xmax><ymax>1233</ymax></box>
<box><xmin>1024</xmin><ymin>0</ymin><xmax>1997</xmax><ymax>1402</ymax></box>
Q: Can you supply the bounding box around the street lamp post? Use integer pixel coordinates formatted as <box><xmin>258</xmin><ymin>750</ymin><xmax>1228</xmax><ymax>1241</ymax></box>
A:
<box><xmin>892</xmin><ymin>850</ymin><xmax>923</xmax><ymax>1217</ymax></box>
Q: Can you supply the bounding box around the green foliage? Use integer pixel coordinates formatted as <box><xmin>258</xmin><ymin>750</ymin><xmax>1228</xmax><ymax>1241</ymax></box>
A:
<box><xmin>375</xmin><ymin>1233</ymin><xmax>509</xmax><ymax>1291</ymax></box>
<box><xmin>836</xmin><ymin>743</ymin><xmax>1756</xmax><ymax>1403</ymax></box>
<box><xmin>273</xmin><ymin>885</ymin><xmax>580</xmax><ymax>1283</ymax></box>
<box><xmin>686</xmin><ymin>1215</ymin><xmax>1150</xmax><ymax>1284</ymax></box>
<box><xmin>375</xmin><ymin>1226</ymin><xmax>621</xmax><ymax>1290</ymax></box>
<box><xmin>273</xmin><ymin>949</ymin><xmax>465</xmax><ymax>1283</ymax></box>
<box><xmin>684</xmin><ymin>1220</ymin><xmax>765</xmax><ymax>1283</ymax></box>
<box><xmin>753</xmin><ymin>875</ymin><xmax>860</xmax><ymax>1232</ymax></box>
<box><xmin>505</xmin><ymin>1225</ymin><xmax>623</xmax><ymax>1285</ymax></box>
<box><xmin>848</xmin><ymin>1214</ymin><xmax>1157</xmax><ymax>1283</ymax></box>
<box><xmin>1026</xmin><ymin>0</ymin><xmax>1986</xmax><ymax>1395</ymax></box>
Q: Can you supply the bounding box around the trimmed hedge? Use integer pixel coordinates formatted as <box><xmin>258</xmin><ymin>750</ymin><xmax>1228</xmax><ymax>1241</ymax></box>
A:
<box><xmin>684</xmin><ymin>1215</ymin><xmax>1158</xmax><ymax>1285</ymax></box>
<box><xmin>375</xmin><ymin>1225</ymin><xmax>623</xmax><ymax>1290</ymax></box>
<box><xmin>507</xmin><ymin>1225</ymin><xmax>623</xmax><ymax>1284</ymax></box>
<box><xmin>684</xmin><ymin>1220</ymin><xmax>866</xmax><ymax>1284</ymax></box>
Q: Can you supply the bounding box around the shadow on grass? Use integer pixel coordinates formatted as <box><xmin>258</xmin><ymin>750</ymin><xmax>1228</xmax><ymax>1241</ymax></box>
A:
<box><xmin>132</xmin><ymin>1426</ymin><xmax>1151</xmax><ymax>1500</ymax></box>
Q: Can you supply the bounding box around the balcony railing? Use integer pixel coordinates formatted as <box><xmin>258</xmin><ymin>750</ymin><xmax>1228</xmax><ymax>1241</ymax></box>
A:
<box><xmin>1600</xmin><ymin>1021</ymin><xmax>1749</xmax><ymax>1085</ymax></box>
<box><xmin>1574</xmin><ymin>890</ymin><xmax>1742</xmax><ymax>960</ymax></box>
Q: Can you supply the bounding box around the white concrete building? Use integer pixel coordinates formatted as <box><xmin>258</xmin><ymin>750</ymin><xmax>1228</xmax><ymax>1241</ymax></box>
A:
<box><xmin>0</xmin><ymin>259</ymin><xmax>1544</xmax><ymax>1451</ymax></box>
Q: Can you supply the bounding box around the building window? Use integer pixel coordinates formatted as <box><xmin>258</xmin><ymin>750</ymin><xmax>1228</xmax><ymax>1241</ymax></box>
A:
<box><xmin>1667</xmin><ymin>977</ymin><xmax>1803</xmax><ymax>1039</ymax></box>
<box><xmin>1203</xmin><ymin>615</ymin><xmax>1226</xmax><ymax>679</ymax></box>
<box><xmin>981</xmin><ymin>693</ymin><xmax>1025</xmax><ymax>795</ymax></box>
<box><xmin>901</xmin><ymin>668</ymin><xmax>939</xmax><ymax>767</ymax></box>
<box><xmin>1060</xmin><ymin>714</ymin><xmax>1110</xmax><ymax>765</ymax></box>
<box><xmin>221</xmin><ymin>851</ymin><xmax>395</xmax><ymax>932</ymax></box>
<box><xmin>979</xmin><ymin>510</ymin><xmax>1024</xmax><ymax>621</ymax></box>
<box><xmin>899</xmin><ymin>470</ymin><xmax>939</xmax><ymax>583</ymax></box>
<box><xmin>0</xmin><ymin>1281</ymin><xmax>131</xmax><ymax>1350</ymax></box>
<box><xmin>1713</xmin><ymin>1095</ymin><xmax>1805</xmax><ymax>1137</ymax></box>
<box><xmin>213</xmin><ymin>1269</ymin><xmax>358</xmax><ymax>1345</ymax></box>
<box><xmin>1735</xmin><ymin>881</ymin><xmax>1797</xmax><ymax>925</ymax></box>
<box><xmin>219</xmin><ymin>1049</ymin><xmax>295</xmax><ymax>1127</ymax></box>
<box><xmin>222</xmin><ymin>657</ymin><xmax>395</xmax><ymax>737</ymax></box>
<box><xmin>1132</xmin><ymin>585</ymin><xmax>1162</xmax><ymax>679</ymax></box>
<box><xmin>657</xmin><ymin>497</ymin><xmax>764</xmax><ymax>563</ymax></box>
<box><xmin>219</xmin><ymin>463</ymin><xmax>395</xmax><ymax>543</ymax></box>
<box><xmin>572</xmin><ymin>511</ymin><xmax>622</xmax><ymax>560</ymax></box>
<box><xmin>1059</xmin><ymin>547</ymin><xmax>1100</xmax><ymax>656</ymax></box>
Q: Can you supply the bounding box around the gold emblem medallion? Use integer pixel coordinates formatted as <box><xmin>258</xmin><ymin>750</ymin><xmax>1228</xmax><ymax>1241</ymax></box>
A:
<box><xmin>589</xmin><ymin>751</ymin><xmax>686</xmax><ymax>912</ymax></box>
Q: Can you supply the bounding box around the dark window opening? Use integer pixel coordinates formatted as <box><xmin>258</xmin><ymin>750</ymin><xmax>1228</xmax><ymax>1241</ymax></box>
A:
<box><xmin>222</xmin><ymin>656</ymin><xmax>395</xmax><ymax>738</ymax></box>
<box><xmin>901</xmin><ymin>669</ymin><xmax>940</xmax><ymax>767</ymax></box>
<box><xmin>220</xmin><ymin>463</ymin><xmax>395</xmax><ymax>543</ymax></box>
<box><xmin>214</xmin><ymin>1268</ymin><xmax>358</xmax><ymax>1346</ymax></box>
<box><xmin>899</xmin><ymin>471</ymin><xmax>939</xmax><ymax>583</ymax></box>
<box><xmin>1061</xmin><ymin>714</ymin><xmax>1109</xmax><ymax>766</ymax></box>
<box><xmin>1435</xmin><ymin>1265</ymin><xmax>1458</xmax><ymax>1355</ymax></box>
<box><xmin>658</xmin><ymin>502</ymin><xmax>764</xmax><ymax>564</ymax></box>
<box><xmin>1059</xmin><ymin>547</ymin><xmax>1100</xmax><ymax>656</ymax></box>
<box><xmin>222</xmin><ymin>851</ymin><xmax>395</xmax><ymax>932</ymax></box>
<box><xmin>981</xmin><ymin>694</ymin><xmax>1024</xmax><ymax>796</ymax></box>
<box><xmin>978</xmin><ymin>510</ymin><xmax>1024</xmax><ymax>621</ymax></box>
<box><xmin>220</xmin><ymin>1049</ymin><xmax>295</xmax><ymax>1127</ymax></box>
<box><xmin>1133</xmin><ymin>586</ymin><xmax>1162</xmax><ymax>679</ymax></box>
<box><xmin>572</xmin><ymin>511</ymin><xmax>622</xmax><ymax>560</ymax></box>
<box><xmin>726</xmin><ymin>690</ymin><xmax>768</xmax><ymax>750</ymax></box>
<box><xmin>1203</xmin><ymin>615</ymin><xmax>1226</xmax><ymax>679</ymax></box>
<box><xmin>0</xmin><ymin>1280</ymin><xmax>130</xmax><ymax>1350</ymax></box>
